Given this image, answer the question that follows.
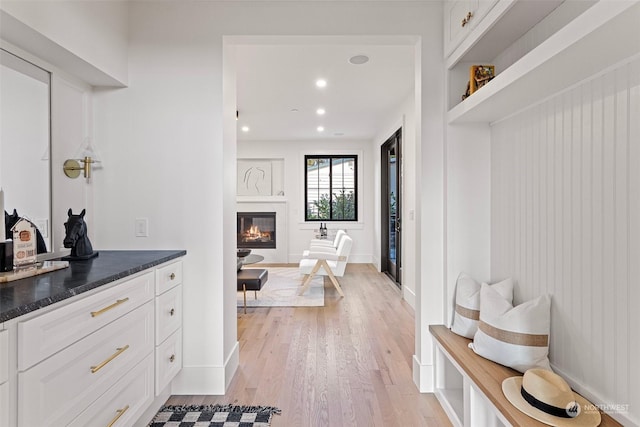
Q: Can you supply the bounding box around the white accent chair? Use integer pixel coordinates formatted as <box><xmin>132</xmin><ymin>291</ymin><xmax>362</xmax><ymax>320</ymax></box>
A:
<box><xmin>299</xmin><ymin>235</ymin><xmax>352</xmax><ymax>297</ymax></box>
<box><xmin>302</xmin><ymin>229</ymin><xmax>346</xmax><ymax>258</ymax></box>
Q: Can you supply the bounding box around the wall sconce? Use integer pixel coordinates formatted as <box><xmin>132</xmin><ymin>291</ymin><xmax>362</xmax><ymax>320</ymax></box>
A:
<box><xmin>63</xmin><ymin>157</ymin><xmax>98</xmax><ymax>179</ymax></box>
<box><xmin>63</xmin><ymin>137</ymin><xmax>102</xmax><ymax>180</ymax></box>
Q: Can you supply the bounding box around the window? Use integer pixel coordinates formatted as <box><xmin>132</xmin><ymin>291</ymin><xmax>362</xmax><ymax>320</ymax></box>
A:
<box><xmin>305</xmin><ymin>155</ymin><xmax>358</xmax><ymax>221</ymax></box>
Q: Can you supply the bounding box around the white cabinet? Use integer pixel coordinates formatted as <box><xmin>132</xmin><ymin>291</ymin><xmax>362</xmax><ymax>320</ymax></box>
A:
<box><xmin>1</xmin><ymin>329</ymin><xmax>8</xmax><ymax>427</ymax></box>
<box><xmin>18</xmin><ymin>301</ymin><xmax>154</xmax><ymax>427</ymax></box>
<box><xmin>154</xmin><ymin>260</ymin><xmax>183</xmax><ymax>396</ymax></box>
<box><xmin>2</xmin><ymin>256</ymin><xmax>184</xmax><ymax>427</ymax></box>
<box><xmin>444</xmin><ymin>0</ymin><xmax>498</xmax><ymax>57</ymax></box>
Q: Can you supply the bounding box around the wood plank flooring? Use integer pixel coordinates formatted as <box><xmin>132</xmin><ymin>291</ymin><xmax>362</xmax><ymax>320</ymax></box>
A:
<box><xmin>166</xmin><ymin>264</ymin><xmax>451</xmax><ymax>427</ymax></box>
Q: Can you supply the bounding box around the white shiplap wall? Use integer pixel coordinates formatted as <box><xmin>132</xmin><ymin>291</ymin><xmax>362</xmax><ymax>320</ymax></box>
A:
<box><xmin>491</xmin><ymin>57</ymin><xmax>639</xmax><ymax>425</ymax></box>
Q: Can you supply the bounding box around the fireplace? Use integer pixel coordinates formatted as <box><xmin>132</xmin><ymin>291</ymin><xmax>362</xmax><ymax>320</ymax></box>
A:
<box><xmin>237</xmin><ymin>212</ymin><xmax>276</xmax><ymax>249</ymax></box>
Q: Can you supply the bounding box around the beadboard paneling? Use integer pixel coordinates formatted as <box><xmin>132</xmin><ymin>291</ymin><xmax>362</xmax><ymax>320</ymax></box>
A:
<box><xmin>491</xmin><ymin>57</ymin><xmax>639</xmax><ymax>425</ymax></box>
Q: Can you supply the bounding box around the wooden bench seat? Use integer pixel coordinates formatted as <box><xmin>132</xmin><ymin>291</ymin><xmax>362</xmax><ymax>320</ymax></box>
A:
<box><xmin>429</xmin><ymin>325</ymin><xmax>621</xmax><ymax>427</ymax></box>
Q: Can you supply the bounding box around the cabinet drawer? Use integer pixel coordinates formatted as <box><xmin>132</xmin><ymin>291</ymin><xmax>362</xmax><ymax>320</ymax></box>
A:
<box><xmin>0</xmin><ymin>329</ymin><xmax>7</xmax><ymax>384</ymax></box>
<box><xmin>156</xmin><ymin>261</ymin><xmax>182</xmax><ymax>295</ymax></box>
<box><xmin>156</xmin><ymin>328</ymin><xmax>182</xmax><ymax>395</ymax></box>
<box><xmin>156</xmin><ymin>284</ymin><xmax>182</xmax><ymax>343</ymax></box>
<box><xmin>18</xmin><ymin>271</ymin><xmax>154</xmax><ymax>371</ymax></box>
<box><xmin>69</xmin><ymin>352</ymin><xmax>154</xmax><ymax>427</ymax></box>
<box><xmin>18</xmin><ymin>301</ymin><xmax>154</xmax><ymax>427</ymax></box>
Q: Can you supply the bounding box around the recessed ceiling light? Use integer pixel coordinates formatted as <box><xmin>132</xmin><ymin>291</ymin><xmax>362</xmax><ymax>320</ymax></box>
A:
<box><xmin>315</xmin><ymin>79</ymin><xmax>327</xmax><ymax>88</ymax></box>
<box><xmin>317</xmin><ymin>126</ymin><xmax>325</xmax><ymax>132</ymax></box>
<box><xmin>241</xmin><ymin>126</ymin><xmax>250</xmax><ymax>132</ymax></box>
<box><xmin>290</xmin><ymin>108</ymin><xmax>299</xmax><ymax>113</ymax></box>
<box><xmin>349</xmin><ymin>55</ymin><xmax>369</xmax><ymax>65</ymax></box>
<box><xmin>316</xmin><ymin>108</ymin><xmax>325</xmax><ymax>115</ymax></box>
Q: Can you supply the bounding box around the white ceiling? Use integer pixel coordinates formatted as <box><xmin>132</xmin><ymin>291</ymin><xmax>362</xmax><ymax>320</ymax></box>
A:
<box><xmin>235</xmin><ymin>43</ymin><xmax>415</xmax><ymax>141</ymax></box>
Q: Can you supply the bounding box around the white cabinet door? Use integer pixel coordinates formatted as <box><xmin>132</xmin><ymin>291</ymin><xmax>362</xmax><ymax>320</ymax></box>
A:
<box><xmin>68</xmin><ymin>353</ymin><xmax>154</xmax><ymax>427</ymax></box>
<box><xmin>444</xmin><ymin>0</ymin><xmax>499</xmax><ymax>57</ymax></box>
<box><xmin>18</xmin><ymin>302</ymin><xmax>154</xmax><ymax>427</ymax></box>
<box><xmin>0</xmin><ymin>329</ymin><xmax>7</xmax><ymax>384</ymax></box>
<box><xmin>156</xmin><ymin>328</ymin><xmax>182</xmax><ymax>395</ymax></box>
<box><xmin>0</xmin><ymin>382</ymin><xmax>8</xmax><ymax>427</ymax></box>
<box><xmin>156</xmin><ymin>284</ymin><xmax>182</xmax><ymax>343</ymax></box>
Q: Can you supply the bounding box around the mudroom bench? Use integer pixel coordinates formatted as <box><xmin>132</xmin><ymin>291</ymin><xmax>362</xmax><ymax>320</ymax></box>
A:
<box><xmin>429</xmin><ymin>325</ymin><xmax>620</xmax><ymax>427</ymax></box>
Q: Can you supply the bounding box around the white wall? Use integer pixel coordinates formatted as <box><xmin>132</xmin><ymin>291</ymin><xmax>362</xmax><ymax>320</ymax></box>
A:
<box><xmin>237</xmin><ymin>139</ymin><xmax>374</xmax><ymax>263</ymax></box>
<box><xmin>491</xmin><ymin>57</ymin><xmax>640</xmax><ymax>425</ymax></box>
<box><xmin>372</xmin><ymin>93</ymin><xmax>419</xmax><ymax>309</ymax></box>
<box><xmin>0</xmin><ymin>1</ymin><xmax>128</xmax><ymax>85</ymax></box>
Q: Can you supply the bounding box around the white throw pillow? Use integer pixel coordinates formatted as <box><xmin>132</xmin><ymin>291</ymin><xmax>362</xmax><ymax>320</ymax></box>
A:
<box><xmin>470</xmin><ymin>283</ymin><xmax>551</xmax><ymax>373</ymax></box>
<box><xmin>450</xmin><ymin>273</ymin><xmax>514</xmax><ymax>339</ymax></box>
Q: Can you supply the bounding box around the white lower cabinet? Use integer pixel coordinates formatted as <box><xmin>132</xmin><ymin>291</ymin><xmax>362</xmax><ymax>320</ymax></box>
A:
<box><xmin>3</xmin><ymin>257</ymin><xmax>184</xmax><ymax>427</ymax></box>
<box><xmin>18</xmin><ymin>301</ymin><xmax>154</xmax><ymax>427</ymax></box>
<box><xmin>68</xmin><ymin>352</ymin><xmax>155</xmax><ymax>427</ymax></box>
<box><xmin>155</xmin><ymin>328</ymin><xmax>182</xmax><ymax>395</ymax></box>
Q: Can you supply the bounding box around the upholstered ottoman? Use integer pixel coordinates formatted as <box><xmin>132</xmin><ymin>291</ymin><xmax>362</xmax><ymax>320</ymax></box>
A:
<box><xmin>237</xmin><ymin>268</ymin><xmax>268</xmax><ymax>313</ymax></box>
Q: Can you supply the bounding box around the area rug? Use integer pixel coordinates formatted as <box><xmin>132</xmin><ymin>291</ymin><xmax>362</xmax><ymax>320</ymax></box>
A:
<box><xmin>149</xmin><ymin>404</ymin><xmax>281</xmax><ymax>426</ymax></box>
<box><xmin>237</xmin><ymin>267</ymin><xmax>324</xmax><ymax>308</ymax></box>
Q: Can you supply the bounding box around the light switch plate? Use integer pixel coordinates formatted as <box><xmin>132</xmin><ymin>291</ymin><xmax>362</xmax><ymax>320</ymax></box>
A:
<box><xmin>135</xmin><ymin>218</ymin><xmax>148</xmax><ymax>237</ymax></box>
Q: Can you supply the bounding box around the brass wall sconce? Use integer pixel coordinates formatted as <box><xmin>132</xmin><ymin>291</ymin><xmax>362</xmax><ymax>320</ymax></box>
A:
<box><xmin>63</xmin><ymin>156</ymin><xmax>98</xmax><ymax>179</ymax></box>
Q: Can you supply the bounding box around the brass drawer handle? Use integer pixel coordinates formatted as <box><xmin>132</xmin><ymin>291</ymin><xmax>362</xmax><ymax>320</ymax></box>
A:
<box><xmin>169</xmin><ymin>354</ymin><xmax>175</xmax><ymax>363</ymax></box>
<box><xmin>170</xmin><ymin>308</ymin><xmax>175</xmax><ymax>316</ymax></box>
<box><xmin>106</xmin><ymin>404</ymin><xmax>129</xmax><ymax>427</ymax></box>
<box><xmin>461</xmin><ymin>11</ymin><xmax>473</xmax><ymax>27</ymax></box>
<box><xmin>91</xmin><ymin>345</ymin><xmax>130</xmax><ymax>373</ymax></box>
<box><xmin>91</xmin><ymin>298</ymin><xmax>130</xmax><ymax>317</ymax></box>
<box><xmin>169</xmin><ymin>273</ymin><xmax>176</xmax><ymax>280</ymax></box>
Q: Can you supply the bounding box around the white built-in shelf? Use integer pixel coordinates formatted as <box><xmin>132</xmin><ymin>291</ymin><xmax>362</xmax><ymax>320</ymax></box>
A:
<box><xmin>435</xmin><ymin>388</ymin><xmax>464</xmax><ymax>427</ymax></box>
<box><xmin>236</xmin><ymin>196</ymin><xmax>288</xmax><ymax>203</ymax></box>
<box><xmin>448</xmin><ymin>1</ymin><xmax>640</xmax><ymax>124</ymax></box>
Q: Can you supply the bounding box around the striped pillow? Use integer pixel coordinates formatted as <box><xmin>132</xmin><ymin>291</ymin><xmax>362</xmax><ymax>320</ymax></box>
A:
<box><xmin>470</xmin><ymin>283</ymin><xmax>551</xmax><ymax>373</ymax></box>
<box><xmin>450</xmin><ymin>273</ymin><xmax>513</xmax><ymax>339</ymax></box>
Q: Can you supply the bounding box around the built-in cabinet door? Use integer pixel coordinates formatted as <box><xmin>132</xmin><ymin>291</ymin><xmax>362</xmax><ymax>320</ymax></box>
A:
<box><xmin>444</xmin><ymin>0</ymin><xmax>499</xmax><ymax>57</ymax></box>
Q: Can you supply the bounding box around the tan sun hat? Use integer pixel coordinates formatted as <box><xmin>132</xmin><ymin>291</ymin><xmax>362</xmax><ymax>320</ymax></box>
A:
<box><xmin>502</xmin><ymin>369</ymin><xmax>601</xmax><ymax>426</ymax></box>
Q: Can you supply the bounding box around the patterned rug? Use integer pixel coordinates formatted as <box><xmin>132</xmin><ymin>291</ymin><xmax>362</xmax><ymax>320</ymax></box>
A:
<box><xmin>237</xmin><ymin>267</ymin><xmax>324</xmax><ymax>308</ymax></box>
<box><xmin>149</xmin><ymin>404</ymin><xmax>281</xmax><ymax>426</ymax></box>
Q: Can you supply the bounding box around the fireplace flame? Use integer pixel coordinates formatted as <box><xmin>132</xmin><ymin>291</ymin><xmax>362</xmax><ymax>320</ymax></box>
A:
<box><xmin>242</xmin><ymin>225</ymin><xmax>271</xmax><ymax>242</ymax></box>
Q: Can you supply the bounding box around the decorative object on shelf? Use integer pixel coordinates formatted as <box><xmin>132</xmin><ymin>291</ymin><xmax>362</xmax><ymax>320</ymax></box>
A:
<box><xmin>10</xmin><ymin>217</ymin><xmax>38</xmax><ymax>267</ymax></box>
<box><xmin>502</xmin><ymin>369</ymin><xmax>601</xmax><ymax>426</ymax></box>
<box><xmin>462</xmin><ymin>81</ymin><xmax>471</xmax><ymax>101</ymax></box>
<box><xmin>470</xmin><ymin>65</ymin><xmax>495</xmax><ymax>94</ymax></box>
<box><xmin>62</xmin><ymin>209</ymin><xmax>99</xmax><ymax>260</ymax></box>
<box><xmin>5</xmin><ymin>209</ymin><xmax>48</xmax><ymax>255</ymax></box>
<box><xmin>63</xmin><ymin>137</ymin><xmax>102</xmax><ymax>181</ymax></box>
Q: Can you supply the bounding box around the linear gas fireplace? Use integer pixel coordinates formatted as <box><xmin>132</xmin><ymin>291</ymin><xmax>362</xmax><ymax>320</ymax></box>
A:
<box><xmin>237</xmin><ymin>212</ymin><xmax>276</xmax><ymax>249</ymax></box>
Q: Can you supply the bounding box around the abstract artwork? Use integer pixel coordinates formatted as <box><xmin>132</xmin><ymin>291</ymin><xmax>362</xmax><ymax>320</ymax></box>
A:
<box><xmin>237</xmin><ymin>160</ymin><xmax>272</xmax><ymax>196</ymax></box>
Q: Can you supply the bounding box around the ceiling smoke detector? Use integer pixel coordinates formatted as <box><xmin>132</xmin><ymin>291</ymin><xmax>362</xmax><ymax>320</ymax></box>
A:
<box><xmin>349</xmin><ymin>55</ymin><xmax>369</xmax><ymax>65</ymax></box>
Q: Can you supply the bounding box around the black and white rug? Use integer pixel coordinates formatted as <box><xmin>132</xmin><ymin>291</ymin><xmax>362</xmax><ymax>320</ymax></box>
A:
<box><xmin>149</xmin><ymin>404</ymin><xmax>281</xmax><ymax>427</ymax></box>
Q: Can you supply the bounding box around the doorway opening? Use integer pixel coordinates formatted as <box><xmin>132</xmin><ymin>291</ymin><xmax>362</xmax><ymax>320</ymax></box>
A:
<box><xmin>381</xmin><ymin>128</ymin><xmax>401</xmax><ymax>288</ymax></box>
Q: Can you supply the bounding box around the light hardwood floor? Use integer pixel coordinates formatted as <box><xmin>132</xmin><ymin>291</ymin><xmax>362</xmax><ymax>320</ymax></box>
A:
<box><xmin>166</xmin><ymin>264</ymin><xmax>452</xmax><ymax>427</ymax></box>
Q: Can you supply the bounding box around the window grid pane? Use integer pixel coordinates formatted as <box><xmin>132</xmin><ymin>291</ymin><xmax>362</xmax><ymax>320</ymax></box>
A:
<box><xmin>305</xmin><ymin>155</ymin><xmax>357</xmax><ymax>221</ymax></box>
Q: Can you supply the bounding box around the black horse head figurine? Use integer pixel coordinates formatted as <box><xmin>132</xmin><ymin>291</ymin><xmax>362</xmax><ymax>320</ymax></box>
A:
<box><xmin>63</xmin><ymin>209</ymin><xmax>98</xmax><ymax>260</ymax></box>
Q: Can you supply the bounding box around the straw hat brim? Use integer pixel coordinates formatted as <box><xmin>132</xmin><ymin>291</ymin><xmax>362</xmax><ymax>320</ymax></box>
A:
<box><xmin>502</xmin><ymin>376</ymin><xmax>601</xmax><ymax>427</ymax></box>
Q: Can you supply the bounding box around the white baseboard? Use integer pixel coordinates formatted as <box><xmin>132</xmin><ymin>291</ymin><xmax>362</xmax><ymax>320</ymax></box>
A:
<box><xmin>171</xmin><ymin>342</ymin><xmax>240</xmax><ymax>395</ymax></box>
<box><xmin>403</xmin><ymin>286</ymin><xmax>416</xmax><ymax>311</ymax></box>
<box><xmin>413</xmin><ymin>355</ymin><xmax>434</xmax><ymax>392</ymax></box>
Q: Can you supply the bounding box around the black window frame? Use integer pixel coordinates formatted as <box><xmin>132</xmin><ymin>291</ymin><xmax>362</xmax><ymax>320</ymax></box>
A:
<box><xmin>304</xmin><ymin>154</ymin><xmax>358</xmax><ymax>222</ymax></box>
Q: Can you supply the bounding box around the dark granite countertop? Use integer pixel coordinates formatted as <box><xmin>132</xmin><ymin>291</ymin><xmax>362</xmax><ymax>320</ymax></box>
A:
<box><xmin>0</xmin><ymin>250</ymin><xmax>186</xmax><ymax>323</ymax></box>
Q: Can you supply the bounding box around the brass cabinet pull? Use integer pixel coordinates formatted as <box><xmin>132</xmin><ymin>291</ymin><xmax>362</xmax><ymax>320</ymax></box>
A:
<box><xmin>90</xmin><ymin>345</ymin><xmax>130</xmax><ymax>373</ymax></box>
<box><xmin>91</xmin><ymin>298</ymin><xmax>129</xmax><ymax>317</ymax></box>
<box><xmin>169</xmin><ymin>354</ymin><xmax>175</xmax><ymax>363</ymax></box>
<box><xmin>170</xmin><ymin>308</ymin><xmax>175</xmax><ymax>316</ymax></box>
<box><xmin>169</xmin><ymin>273</ymin><xmax>176</xmax><ymax>280</ymax></box>
<box><xmin>106</xmin><ymin>404</ymin><xmax>129</xmax><ymax>427</ymax></box>
<box><xmin>461</xmin><ymin>11</ymin><xmax>473</xmax><ymax>27</ymax></box>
